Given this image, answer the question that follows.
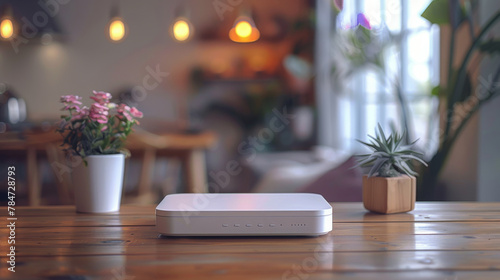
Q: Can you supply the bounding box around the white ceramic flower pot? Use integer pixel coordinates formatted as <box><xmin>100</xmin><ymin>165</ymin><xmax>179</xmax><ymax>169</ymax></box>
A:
<box><xmin>73</xmin><ymin>154</ymin><xmax>125</xmax><ymax>213</ymax></box>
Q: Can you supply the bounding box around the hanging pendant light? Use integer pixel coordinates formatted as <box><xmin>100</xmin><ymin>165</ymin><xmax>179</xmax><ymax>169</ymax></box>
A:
<box><xmin>229</xmin><ymin>12</ymin><xmax>260</xmax><ymax>43</ymax></box>
<box><xmin>0</xmin><ymin>18</ymin><xmax>13</xmax><ymax>40</ymax></box>
<box><xmin>170</xmin><ymin>7</ymin><xmax>193</xmax><ymax>42</ymax></box>
<box><xmin>171</xmin><ymin>17</ymin><xmax>193</xmax><ymax>42</ymax></box>
<box><xmin>0</xmin><ymin>6</ymin><xmax>15</xmax><ymax>40</ymax></box>
<box><xmin>106</xmin><ymin>5</ymin><xmax>127</xmax><ymax>43</ymax></box>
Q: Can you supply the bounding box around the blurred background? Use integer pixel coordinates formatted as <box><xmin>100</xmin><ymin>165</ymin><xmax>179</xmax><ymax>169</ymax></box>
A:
<box><xmin>1</xmin><ymin>0</ymin><xmax>499</xmax><ymax>205</ymax></box>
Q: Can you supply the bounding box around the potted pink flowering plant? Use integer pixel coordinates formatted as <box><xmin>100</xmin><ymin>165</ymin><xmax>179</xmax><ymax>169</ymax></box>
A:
<box><xmin>58</xmin><ymin>91</ymin><xmax>143</xmax><ymax>213</ymax></box>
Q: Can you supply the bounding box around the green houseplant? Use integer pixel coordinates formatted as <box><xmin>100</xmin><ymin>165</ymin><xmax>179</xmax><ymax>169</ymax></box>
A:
<box><xmin>355</xmin><ymin>124</ymin><xmax>427</xmax><ymax>214</ymax></box>
<box><xmin>418</xmin><ymin>0</ymin><xmax>500</xmax><ymax>200</ymax></box>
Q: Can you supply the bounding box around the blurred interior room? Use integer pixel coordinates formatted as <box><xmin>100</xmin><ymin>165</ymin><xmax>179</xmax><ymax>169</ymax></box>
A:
<box><xmin>1</xmin><ymin>0</ymin><xmax>499</xmax><ymax>206</ymax></box>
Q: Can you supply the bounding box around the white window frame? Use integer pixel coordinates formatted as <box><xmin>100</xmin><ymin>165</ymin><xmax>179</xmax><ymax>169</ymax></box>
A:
<box><xmin>315</xmin><ymin>0</ymin><xmax>440</xmax><ymax>154</ymax></box>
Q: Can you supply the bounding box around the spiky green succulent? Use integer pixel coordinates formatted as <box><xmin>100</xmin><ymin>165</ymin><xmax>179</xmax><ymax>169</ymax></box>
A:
<box><xmin>355</xmin><ymin>124</ymin><xmax>427</xmax><ymax>177</ymax></box>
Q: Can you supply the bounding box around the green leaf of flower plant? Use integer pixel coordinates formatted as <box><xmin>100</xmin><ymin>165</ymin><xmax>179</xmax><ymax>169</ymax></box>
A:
<box><xmin>422</xmin><ymin>0</ymin><xmax>450</xmax><ymax>25</ymax></box>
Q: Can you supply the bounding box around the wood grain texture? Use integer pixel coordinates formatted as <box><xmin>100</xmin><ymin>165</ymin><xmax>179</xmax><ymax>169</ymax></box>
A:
<box><xmin>3</xmin><ymin>203</ymin><xmax>500</xmax><ymax>225</ymax></box>
<box><xmin>3</xmin><ymin>233</ymin><xmax>500</xmax><ymax>257</ymax></box>
<box><xmin>1</xmin><ymin>203</ymin><xmax>500</xmax><ymax>279</ymax></box>
<box><xmin>362</xmin><ymin>175</ymin><xmax>416</xmax><ymax>214</ymax></box>
<box><xmin>1</xmin><ymin>251</ymin><xmax>500</xmax><ymax>279</ymax></box>
<box><xmin>126</xmin><ymin>131</ymin><xmax>217</xmax><ymax>150</ymax></box>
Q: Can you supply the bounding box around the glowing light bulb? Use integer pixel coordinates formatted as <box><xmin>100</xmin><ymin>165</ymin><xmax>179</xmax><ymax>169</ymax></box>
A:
<box><xmin>173</xmin><ymin>19</ymin><xmax>190</xmax><ymax>41</ymax></box>
<box><xmin>0</xmin><ymin>19</ymin><xmax>14</xmax><ymax>39</ymax></box>
<box><xmin>109</xmin><ymin>19</ymin><xmax>125</xmax><ymax>42</ymax></box>
<box><xmin>235</xmin><ymin>21</ymin><xmax>252</xmax><ymax>38</ymax></box>
<box><xmin>229</xmin><ymin>16</ymin><xmax>260</xmax><ymax>43</ymax></box>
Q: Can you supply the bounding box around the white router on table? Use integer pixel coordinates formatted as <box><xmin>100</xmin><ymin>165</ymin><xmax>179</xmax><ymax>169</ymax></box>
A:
<box><xmin>156</xmin><ymin>193</ymin><xmax>332</xmax><ymax>236</ymax></box>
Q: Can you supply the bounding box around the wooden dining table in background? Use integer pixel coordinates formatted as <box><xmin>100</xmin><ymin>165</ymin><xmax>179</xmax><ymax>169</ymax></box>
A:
<box><xmin>126</xmin><ymin>129</ymin><xmax>217</xmax><ymax>195</ymax></box>
<box><xmin>0</xmin><ymin>130</ymin><xmax>62</xmax><ymax>206</ymax></box>
<box><xmin>0</xmin><ymin>129</ymin><xmax>217</xmax><ymax>205</ymax></box>
<box><xmin>1</xmin><ymin>202</ymin><xmax>499</xmax><ymax>279</ymax></box>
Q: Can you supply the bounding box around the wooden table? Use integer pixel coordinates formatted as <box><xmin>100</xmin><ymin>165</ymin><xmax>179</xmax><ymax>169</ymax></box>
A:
<box><xmin>1</xmin><ymin>202</ymin><xmax>500</xmax><ymax>279</ymax></box>
<box><xmin>0</xmin><ymin>131</ymin><xmax>63</xmax><ymax>206</ymax></box>
<box><xmin>0</xmin><ymin>130</ymin><xmax>217</xmax><ymax>205</ymax></box>
<box><xmin>126</xmin><ymin>130</ymin><xmax>217</xmax><ymax>194</ymax></box>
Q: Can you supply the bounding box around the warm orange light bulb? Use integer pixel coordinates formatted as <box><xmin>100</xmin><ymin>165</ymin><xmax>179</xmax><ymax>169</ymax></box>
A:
<box><xmin>229</xmin><ymin>16</ymin><xmax>260</xmax><ymax>43</ymax></box>
<box><xmin>0</xmin><ymin>19</ymin><xmax>14</xmax><ymax>39</ymax></box>
<box><xmin>109</xmin><ymin>19</ymin><xmax>125</xmax><ymax>42</ymax></box>
<box><xmin>173</xmin><ymin>19</ymin><xmax>190</xmax><ymax>41</ymax></box>
<box><xmin>235</xmin><ymin>21</ymin><xmax>252</xmax><ymax>38</ymax></box>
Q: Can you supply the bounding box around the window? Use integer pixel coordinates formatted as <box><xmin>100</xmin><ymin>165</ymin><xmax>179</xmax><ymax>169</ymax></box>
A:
<box><xmin>315</xmin><ymin>0</ymin><xmax>439</xmax><ymax>155</ymax></box>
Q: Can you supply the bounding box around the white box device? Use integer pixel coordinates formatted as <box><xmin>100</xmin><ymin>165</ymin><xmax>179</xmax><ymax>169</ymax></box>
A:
<box><xmin>156</xmin><ymin>193</ymin><xmax>332</xmax><ymax>236</ymax></box>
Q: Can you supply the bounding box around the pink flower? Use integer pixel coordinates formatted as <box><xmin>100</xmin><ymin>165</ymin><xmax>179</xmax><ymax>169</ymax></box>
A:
<box><xmin>130</xmin><ymin>107</ymin><xmax>143</xmax><ymax>118</ymax></box>
<box><xmin>116</xmin><ymin>104</ymin><xmax>143</xmax><ymax>122</ymax></box>
<box><xmin>356</xmin><ymin>13</ymin><xmax>371</xmax><ymax>30</ymax></box>
<box><xmin>116</xmin><ymin>104</ymin><xmax>130</xmax><ymax>113</ymax></box>
<box><xmin>90</xmin><ymin>91</ymin><xmax>112</xmax><ymax>104</ymax></box>
<box><xmin>70</xmin><ymin>106</ymin><xmax>89</xmax><ymax>121</ymax></box>
<box><xmin>92</xmin><ymin>103</ymin><xmax>109</xmax><ymax>113</ymax></box>
<box><xmin>90</xmin><ymin>102</ymin><xmax>109</xmax><ymax>124</ymax></box>
<box><xmin>116</xmin><ymin>104</ymin><xmax>133</xmax><ymax>122</ymax></box>
<box><xmin>63</xmin><ymin>104</ymin><xmax>81</xmax><ymax>111</ymax></box>
<box><xmin>122</xmin><ymin>112</ymin><xmax>133</xmax><ymax>122</ymax></box>
<box><xmin>60</xmin><ymin>95</ymin><xmax>83</xmax><ymax>113</ymax></box>
<box><xmin>91</xmin><ymin>115</ymin><xmax>108</xmax><ymax>124</ymax></box>
<box><xmin>60</xmin><ymin>95</ymin><xmax>82</xmax><ymax>105</ymax></box>
<box><xmin>57</xmin><ymin>91</ymin><xmax>143</xmax><ymax>158</ymax></box>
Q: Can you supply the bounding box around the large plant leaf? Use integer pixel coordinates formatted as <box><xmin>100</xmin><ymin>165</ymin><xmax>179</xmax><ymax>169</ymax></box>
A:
<box><xmin>356</xmin><ymin>139</ymin><xmax>378</xmax><ymax>151</ymax></box>
<box><xmin>394</xmin><ymin>161</ymin><xmax>417</xmax><ymax>176</ymax></box>
<box><xmin>445</xmin><ymin>68</ymin><xmax>473</xmax><ymax>116</ymax></box>
<box><xmin>457</xmin><ymin>72</ymin><xmax>473</xmax><ymax>103</ymax></box>
<box><xmin>398</xmin><ymin>154</ymin><xmax>429</xmax><ymax>166</ymax></box>
<box><xmin>368</xmin><ymin>135</ymin><xmax>389</xmax><ymax>152</ymax></box>
<box><xmin>449</xmin><ymin>0</ymin><xmax>467</xmax><ymax>29</ymax></box>
<box><xmin>421</xmin><ymin>0</ymin><xmax>450</xmax><ymax>25</ymax></box>
<box><xmin>353</xmin><ymin>158</ymin><xmax>374</xmax><ymax>169</ymax></box>
<box><xmin>479</xmin><ymin>39</ymin><xmax>500</xmax><ymax>55</ymax></box>
<box><xmin>450</xmin><ymin>70</ymin><xmax>473</xmax><ymax>104</ymax></box>
<box><xmin>400</xmin><ymin>161</ymin><xmax>419</xmax><ymax>176</ymax></box>
<box><xmin>377</xmin><ymin>123</ymin><xmax>387</xmax><ymax>143</ymax></box>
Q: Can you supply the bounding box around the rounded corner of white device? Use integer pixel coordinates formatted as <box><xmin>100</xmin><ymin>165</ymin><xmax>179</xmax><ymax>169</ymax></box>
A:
<box><xmin>155</xmin><ymin>193</ymin><xmax>333</xmax><ymax>237</ymax></box>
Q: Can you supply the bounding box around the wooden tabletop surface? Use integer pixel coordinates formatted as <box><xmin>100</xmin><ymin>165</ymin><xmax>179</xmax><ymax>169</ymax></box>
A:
<box><xmin>0</xmin><ymin>130</ymin><xmax>217</xmax><ymax>151</ymax></box>
<box><xmin>1</xmin><ymin>202</ymin><xmax>500</xmax><ymax>279</ymax></box>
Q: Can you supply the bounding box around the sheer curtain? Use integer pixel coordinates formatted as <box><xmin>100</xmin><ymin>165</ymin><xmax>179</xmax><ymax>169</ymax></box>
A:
<box><xmin>315</xmin><ymin>0</ymin><xmax>439</xmax><ymax>155</ymax></box>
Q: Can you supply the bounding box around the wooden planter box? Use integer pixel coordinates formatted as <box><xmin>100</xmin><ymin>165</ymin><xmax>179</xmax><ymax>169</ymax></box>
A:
<box><xmin>362</xmin><ymin>175</ymin><xmax>416</xmax><ymax>214</ymax></box>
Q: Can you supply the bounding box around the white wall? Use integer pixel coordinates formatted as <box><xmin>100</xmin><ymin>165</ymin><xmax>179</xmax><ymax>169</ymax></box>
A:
<box><xmin>0</xmin><ymin>0</ymin><xmax>309</xmax><ymax>122</ymax></box>
<box><xmin>0</xmin><ymin>0</ymin><xmax>200</xmax><ymax>121</ymax></box>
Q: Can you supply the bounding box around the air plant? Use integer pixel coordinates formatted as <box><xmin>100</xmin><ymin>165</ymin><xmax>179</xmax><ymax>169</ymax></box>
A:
<box><xmin>355</xmin><ymin>124</ymin><xmax>427</xmax><ymax>177</ymax></box>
